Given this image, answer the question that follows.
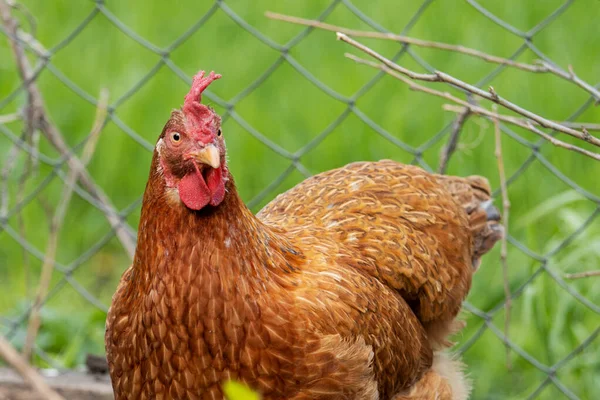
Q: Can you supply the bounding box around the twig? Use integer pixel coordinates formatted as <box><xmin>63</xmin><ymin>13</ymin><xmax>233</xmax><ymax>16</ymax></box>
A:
<box><xmin>438</xmin><ymin>107</ymin><xmax>470</xmax><ymax>173</ymax></box>
<box><xmin>22</xmin><ymin>89</ymin><xmax>109</xmax><ymax>361</ymax></box>
<box><xmin>267</xmin><ymin>12</ymin><xmax>544</xmax><ymax>72</ymax></box>
<box><xmin>0</xmin><ymin>334</ymin><xmax>64</xmax><ymax>400</ymax></box>
<box><xmin>6</xmin><ymin>0</ymin><xmax>36</xmax><ymax>38</ymax></box>
<box><xmin>18</xmin><ymin>62</ymin><xmax>40</xmax><ymax>303</ymax></box>
<box><xmin>441</xmin><ymin>104</ymin><xmax>600</xmax><ymax>161</ymax></box>
<box><xmin>538</xmin><ymin>61</ymin><xmax>600</xmax><ymax>105</ymax></box>
<box><xmin>493</xmin><ymin>105</ymin><xmax>512</xmax><ymax>370</ymax></box>
<box><xmin>343</xmin><ymin>53</ymin><xmax>600</xmax><ymax>161</ymax></box>
<box><xmin>0</xmin><ymin>0</ymin><xmax>136</xmax><ymax>259</ymax></box>
<box><xmin>337</xmin><ymin>33</ymin><xmax>600</xmax><ymax>149</ymax></box>
<box><xmin>16</xmin><ymin>173</ymin><xmax>31</xmax><ymax>300</ymax></box>
<box><xmin>555</xmin><ymin>122</ymin><xmax>600</xmax><ymax>131</ymax></box>
<box><xmin>442</xmin><ymin>105</ymin><xmax>600</xmax><ymax>131</ymax></box>
<box><xmin>266</xmin><ymin>12</ymin><xmax>600</xmax><ymax>102</ymax></box>
<box><xmin>564</xmin><ymin>270</ymin><xmax>600</xmax><ymax>279</ymax></box>
<box><xmin>0</xmin><ymin>112</ymin><xmax>21</xmax><ymax>124</ymax></box>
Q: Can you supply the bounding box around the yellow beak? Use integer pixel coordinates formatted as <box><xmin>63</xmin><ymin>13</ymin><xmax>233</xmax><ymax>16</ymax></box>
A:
<box><xmin>192</xmin><ymin>144</ymin><xmax>220</xmax><ymax>169</ymax></box>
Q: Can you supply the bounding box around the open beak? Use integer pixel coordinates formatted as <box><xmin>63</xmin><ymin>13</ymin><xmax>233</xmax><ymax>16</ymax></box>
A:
<box><xmin>190</xmin><ymin>144</ymin><xmax>220</xmax><ymax>169</ymax></box>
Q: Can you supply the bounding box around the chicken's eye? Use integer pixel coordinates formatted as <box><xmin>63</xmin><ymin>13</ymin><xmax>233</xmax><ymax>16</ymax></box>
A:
<box><xmin>217</xmin><ymin>129</ymin><xmax>222</xmax><ymax>137</ymax></box>
<box><xmin>171</xmin><ymin>132</ymin><xmax>181</xmax><ymax>142</ymax></box>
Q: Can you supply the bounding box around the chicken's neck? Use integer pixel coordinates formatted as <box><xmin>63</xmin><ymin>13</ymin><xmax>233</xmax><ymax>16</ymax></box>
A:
<box><xmin>133</xmin><ymin>167</ymin><xmax>301</xmax><ymax>283</ymax></box>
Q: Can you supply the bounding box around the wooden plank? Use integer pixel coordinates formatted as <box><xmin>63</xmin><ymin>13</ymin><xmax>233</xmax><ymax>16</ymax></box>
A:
<box><xmin>0</xmin><ymin>368</ymin><xmax>113</xmax><ymax>400</ymax></box>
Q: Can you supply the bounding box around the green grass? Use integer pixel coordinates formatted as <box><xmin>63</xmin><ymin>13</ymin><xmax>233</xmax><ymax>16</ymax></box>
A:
<box><xmin>1</xmin><ymin>1</ymin><xmax>599</xmax><ymax>399</ymax></box>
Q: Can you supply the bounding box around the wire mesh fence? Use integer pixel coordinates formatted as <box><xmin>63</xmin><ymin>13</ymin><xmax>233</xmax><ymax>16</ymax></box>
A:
<box><xmin>0</xmin><ymin>0</ymin><xmax>599</xmax><ymax>399</ymax></box>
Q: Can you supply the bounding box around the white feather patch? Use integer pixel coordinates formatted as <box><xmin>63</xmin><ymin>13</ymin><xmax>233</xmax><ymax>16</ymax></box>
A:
<box><xmin>432</xmin><ymin>351</ymin><xmax>471</xmax><ymax>400</ymax></box>
<box><xmin>164</xmin><ymin>187</ymin><xmax>181</xmax><ymax>206</ymax></box>
<box><xmin>156</xmin><ymin>138</ymin><xmax>165</xmax><ymax>155</ymax></box>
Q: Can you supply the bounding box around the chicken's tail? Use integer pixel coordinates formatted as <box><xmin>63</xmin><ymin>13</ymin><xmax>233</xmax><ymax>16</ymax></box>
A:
<box><xmin>437</xmin><ymin>175</ymin><xmax>504</xmax><ymax>270</ymax></box>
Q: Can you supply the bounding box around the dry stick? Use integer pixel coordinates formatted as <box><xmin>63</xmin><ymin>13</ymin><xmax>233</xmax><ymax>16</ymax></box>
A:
<box><xmin>493</xmin><ymin>105</ymin><xmax>512</xmax><ymax>370</ymax></box>
<box><xmin>564</xmin><ymin>270</ymin><xmax>600</xmax><ymax>279</ymax></box>
<box><xmin>0</xmin><ymin>334</ymin><xmax>65</xmax><ymax>400</ymax></box>
<box><xmin>345</xmin><ymin>53</ymin><xmax>600</xmax><ymax>161</ymax></box>
<box><xmin>0</xmin><ymin>112</ymin><xmax>21</xmax><ymax>124</ymax></box>
<box><xmin>441</xmin><ymin>104</ymin><xmax>600</xmax><ymax>161</ymax></box>
<box><xmin>18</xmin><ymin>78</ymin><xmax>40</xmax><ymax>304</ymax></box>
<box><xmin>443</xmin><ymin>105</ymin><xmax>600</xmax><ymax>131</ymax></box>
<box><xmin>539</xmin><ymin>62</ymin><xmax>600</xmax><ymax>105</ymax></box>
<box><xmin>266</xmin><ymin>12</ymin><xmax>600</xmax><ymax>102</ymax></box>
<box><xmin>337</xmin><ymin>33</ymin><xmax>600</xmax><ymax>148</ymax></box>
<box><xmin>438</xmin><ymin>107</ymin><xmax>470</xmax><ymax>174</ymax></box>
<box><xmin>0</xmin><ymin>1</ymin><xmax>136</xmax><ymax>259</ymax></box>
<box><xmin>16</xmin><ymin>173</ymin><xmax>31</xmax><ymax>300</ymax></box>
<box><xmin>267</xmin><ymin>12</ymin><xmax>544</xmax><ymax>72</ymax></box>
<box><xmin>21</xmin><ymin>90</ymin><xmax>109</xmax><ymax>361</ymax></box>
<box><xmin>552</xmin><ymin>121</ymin><xmax>600</xmax><ymax>131</ymax></box>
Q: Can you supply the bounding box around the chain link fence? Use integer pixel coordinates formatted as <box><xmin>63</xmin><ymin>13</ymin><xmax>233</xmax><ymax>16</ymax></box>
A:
<box><xmin>1</xmin><ymin>1</ymin><xmax>599</xmax><ymax>399</ymax></box>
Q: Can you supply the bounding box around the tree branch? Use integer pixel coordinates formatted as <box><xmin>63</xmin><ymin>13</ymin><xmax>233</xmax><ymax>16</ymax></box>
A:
<box><xmin>337</xmin><ymin>33</ymin><xmax>600</xmax><ymax>149</ymax></box>
<box><xmin>493</xmin><ymin>105</ymin><xmax>512</xmax><ymax>370</ymax></box>
<box><xmin>266</xmin><ymin>12</ymin><xmax>600</xmax><ymax>102</ymax></box>
<box><xmin>564</xmin><ymin>270</ymin><xmax>600</xmax><ymax>279</ymax></box>
<box><xmin>438</xmin><ymin>107</ymin><xmax>470</xmax><ymax>173</ymax></box>
<box><xmin>341</xmin><ymin>51</ymin><xmax>600</xmax><ymax>161</ymax></box>
<box><xmin>441</xmin><ymin>104</ymin><xmax>600</xmax><ymax>160</ymax></box>
<box><xmin>22</xmin><ymin>89</ymin><xmax>109</xmax><ymax>361</ymax></box>
<box><xmin>442</xmin><ymin>105</ymin><xmax>600</xmax><ymax>131</ymax></box>
<box><xmin>0</xmin><ymin>335</ymin><xmax>64</xmax><ymax>400</ymax></box>
<box><xmin>0</xmin><ymin>112</ymin><xmax>21</xmax><ymax>124</ymax></box>
<box><xmin>0</xmin><ymin>0</ymin><xmax>136</xmax><ymax>259</ymax></box>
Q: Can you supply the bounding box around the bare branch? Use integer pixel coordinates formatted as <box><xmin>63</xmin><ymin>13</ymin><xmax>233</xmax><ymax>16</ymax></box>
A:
<box><xmin>19</xmin><ymin>41</ymin><xmax>40</xmax><ymax>303</ymax></box>
<box><xmin>538</xmin><ymin>61</ymin><xmax>600</xmax><ymax>105</ymax></box>
<box><xmin>0</xmin><ymin>112</ymin><xmax>21</xmax><ymax>124</ymax></box>
<box><xmin>0</xmin><ymin>335</ymin><xmax>64</xmax><ymax>400</ymax></box>
<box><xmin>266</xmin><ymin>12</ymin><xmax>546</xmax><ymax>72</ymax></box>
<box><xmin>22</xmin><ymin>89</ymin><xmax>109</xmax><ymax>361</ymax></box>
<box><xmin>338</xmin><ymin>33</ymin><xmax>600</xmax><ymax>149</ymax></box>
<box><xmin>343</xmin><ymin>52</ymin><xmax>600</xmax><ymax>161</ymax></box>
<box><xmin>266</xmin><ymin>12</ymin><xmax>600</xmax><ymax>102</ymax></box>
<box><xmin>493</xmin><ymin>105</ymin><xmax>512</xmax><ymax>370</ymax></box>
<box><xmin>442</xmin><ymin>104</ymin><xmax>600</xmax><ymax>161</ymax></box>
<box><xmin>0</xmin><ymin>0</ymin><xmax>136</xmax><ymax>259</ymax></box>
<box><xmin>438</xmin><ymin>107</ymin><xmax>470</xmax><ymax>174</ymax></box>
<box><xmin>564</xmin><ymin>270</ymin><xmax>600</xmax><ymax>279</ymax></box>
<box><xmin>442</xmin><ymin>106</ymin><xmax>600</xmax><ymax>131</ymax></box>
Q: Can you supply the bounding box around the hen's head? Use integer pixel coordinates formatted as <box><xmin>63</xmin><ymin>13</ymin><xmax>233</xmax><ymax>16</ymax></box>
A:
<box><xmin>156</xmin><ymin>70</ymin><xmax>227</xmax><ymax>210</ymax></box>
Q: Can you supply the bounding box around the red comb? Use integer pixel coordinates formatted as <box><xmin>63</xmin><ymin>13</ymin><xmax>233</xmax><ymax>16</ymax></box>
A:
<box><xmin>182</xmin><ymin>70</ymin><xmax>222</xmax><ymax>143</ymax></box>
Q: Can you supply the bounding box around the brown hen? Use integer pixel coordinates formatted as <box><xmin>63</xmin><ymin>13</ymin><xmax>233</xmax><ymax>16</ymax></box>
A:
<box><xmin>105</xmin><ymin>71</ymin><xmax>502</xmax><ymax>400</ymax></box>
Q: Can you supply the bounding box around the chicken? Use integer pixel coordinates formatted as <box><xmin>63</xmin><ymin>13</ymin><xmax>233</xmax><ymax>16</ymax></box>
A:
<box><xmin>105</xmin><ymin>70</ymin><xmax>502</xmax><ymax>400</ymax></box>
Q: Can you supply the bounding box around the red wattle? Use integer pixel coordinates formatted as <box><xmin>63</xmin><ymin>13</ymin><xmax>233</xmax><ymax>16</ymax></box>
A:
<box><xmin>207</xmin><ymin>167</ymin><xmax>225</xmax><ymax>206</ymax></box>
<box><xmin>178</xmin><ymin>166</ymin><xmax>226</xmax><ymax>210</ymax></box>
<box><xmin>178</xmin><ymin>170</ymin><xmax>210</xmax><ymax>210</ymax></box>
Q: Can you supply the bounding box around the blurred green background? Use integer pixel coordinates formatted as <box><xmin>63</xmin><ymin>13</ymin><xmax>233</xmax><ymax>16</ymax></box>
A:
<box><xmin>1</xmin><ymin>0</ymin><xmax>599</xmax><ymax>399</ymax></box>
